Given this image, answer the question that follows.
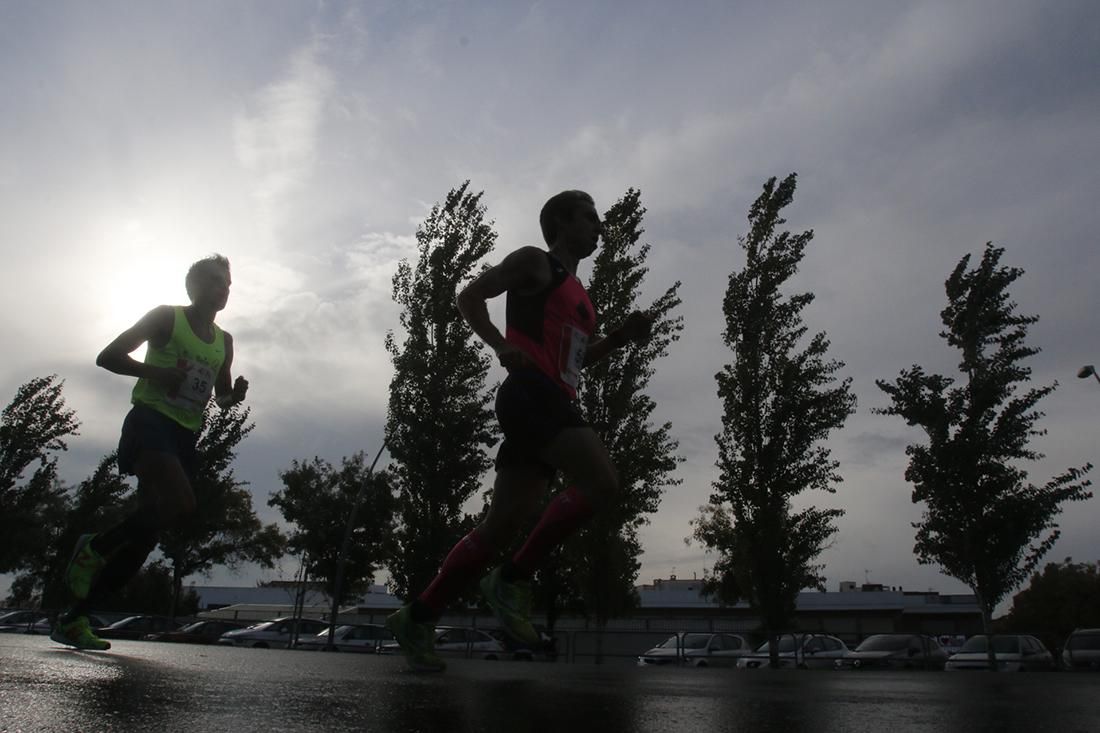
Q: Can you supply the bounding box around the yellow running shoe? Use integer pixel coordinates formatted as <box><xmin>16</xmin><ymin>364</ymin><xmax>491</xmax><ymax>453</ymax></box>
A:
<box><xmin>50</xmin><ymin>615</ymin><xmax>111</xmax><ymax>651</ymax></box>
<box><xmin>385</xmin><ymin>605</ymin><xmax>445</xmax><ymax>673</ymax></box>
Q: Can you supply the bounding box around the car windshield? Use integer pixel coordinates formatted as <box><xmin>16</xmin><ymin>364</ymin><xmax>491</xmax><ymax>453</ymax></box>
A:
<box><xmin>108</xmin><ymin>616</ymin><xmax>141</xmax><ymax>628</ymax></box>
<box><xmin>178</xmin><ymin>622</ymin><xmax>204</xmax><ymax>633</ymax></box>
<box><xmin>1068</xmin><ymin>633</ymin><xmax>1100</xmax><ymax>651</ymax></box>
<box><xmin>856</xmin><ymin>635</ymin><xmax>913</xmax><ymax>652</ymax></box>
<box><xmin>958</xmin><ymin>636</ymin><xmax>1020</xmax><ymax>654</ymax></box>
<box><xmin>754</xmin><ymin>636</ymin><xmax>799</xmax><ymax>653</ymax></box>
<box><xmin>655</xmin><ymin>635</ymin><xmax>680</xmax><ymax>649</ymax></box>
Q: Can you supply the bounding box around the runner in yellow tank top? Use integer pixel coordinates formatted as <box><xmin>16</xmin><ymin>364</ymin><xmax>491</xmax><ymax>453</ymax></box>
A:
<box><xmin>51</xmin><ymin>255</ymin><xmax>249</xmax><ymax>651</ymax></box>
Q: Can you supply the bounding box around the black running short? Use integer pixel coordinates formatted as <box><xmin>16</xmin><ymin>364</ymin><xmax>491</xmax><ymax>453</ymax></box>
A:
<box><xmin>117</xmin><ymin>403</ymin><xmax>200</xmax><ymax>480</ymax></box>
<box><xmin>494</xmin><ymin>368</ymin><xmax>589</xmax><ymax>480</ymax></box>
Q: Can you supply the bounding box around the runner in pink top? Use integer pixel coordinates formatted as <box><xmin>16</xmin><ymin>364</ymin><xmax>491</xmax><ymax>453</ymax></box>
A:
<box><xmin>386</xmin><ymin>190</ymin><xmax>654</xmax><ymax>672</ymax></box>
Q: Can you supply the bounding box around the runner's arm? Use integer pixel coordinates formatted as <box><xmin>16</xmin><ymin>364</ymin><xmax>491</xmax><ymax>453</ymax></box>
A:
<box><xmin>214</xmin><ymin>333</ymin><xmax>248</xmax><ymax>409</ymax></box>
<box><xmin>96</xmin><ymin>306</ymin><xmax>183</xmax><ymax>389</ymax></box>
<box><xmin>457</xmin><ymin>246</ymin><xmax>551</xmax><ymax>367</ymax></box>
<box><xmin>583</xmin><ymin>311</ymin><xmax>654</xmax><ymax>367</ymax></box>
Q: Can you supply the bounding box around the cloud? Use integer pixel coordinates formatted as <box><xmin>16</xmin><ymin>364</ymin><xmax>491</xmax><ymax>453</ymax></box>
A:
<box><xmin>234</xmin><ymin>42</ymin><xmax>334</xmax><ymax>203</ymax></box>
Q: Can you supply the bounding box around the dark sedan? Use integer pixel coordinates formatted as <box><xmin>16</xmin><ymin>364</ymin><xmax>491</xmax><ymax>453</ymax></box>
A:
<box><xmin>144</xmin><ymin>620</ymin><xmax>244</xmax><ymax>644</ymax></box>
<box><xmin>835</xmin><ymin>634</ymin><xmax>949</xmax><ymax>670</ymax></box>
<box><xmin>95</xmin><ymin>615</ymin><xmax>181</xmax><ymax>640</ymax></box>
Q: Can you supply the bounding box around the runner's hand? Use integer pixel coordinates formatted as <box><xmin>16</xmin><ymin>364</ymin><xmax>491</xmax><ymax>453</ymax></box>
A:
<box><xmin>496</xmin><ymin>343</ymin><xmax>534</xmax><ymax>370</ymax></box>
<box><xmin>620</xmin><ymin>311</ymin><xmax>654</xmax><ymax>343</ymax></box>
<box><xmin>152</xmin><ymin>365</ymin><xmax>188</xmax><ymax>392</ymax></box>
<box><xmin>231</xmin><ymin>376</ymin><xmax>249</xmax><ymax>404</ymax></box>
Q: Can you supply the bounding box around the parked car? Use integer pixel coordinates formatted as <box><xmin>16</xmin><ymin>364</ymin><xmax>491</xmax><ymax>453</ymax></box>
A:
<box><xmin>737</xmin><ymin>633</ymin><xmax>849</xmax><ymax>669</ymax></box>
<box><xmin>486</xmin><ymin>627</ymin><xmax>557</xmax><ymax>661</ymax></box>
<box><xmin>0</xmin><ymin>610</ymin><xmax>49</xmax><ymax>633</ymax></box>
<box><xmin>34</xmin><ymin>614</ymin><xmax>108</xmax><ymax>635</ymax></box>
<box><xmin>295</xmin><ymin>624</ymin><xmax>394</xmax><ymax>653</ymax></box>
<box><xmin>1061</xmin><ymin>628</ymin><xmax>1100</xmax><ymax>670</ymax></box>
<box><xmin>95</xmin><ymin>615</ymin><xmax>182</xmax><ymax>640</ymax></box>
<box><xmin>944</xmin><ymin>634</ymin><xmax>1055</xmax><ymax>672</ymax></box>
<box><xmin>217</xmin><ymin>617</ymin><xmax>329</xmax><ymax>649</ymax></box>
<box><xmin>382</xmin><ymin>626</ymin><xmax>508</xmax><ymax>660</ymax></box>
<box><xmin>637</xmin><ymin>632</ymin><xmax>754</xmax><ymax>667</ymax></box>
<box><xmin>143</xmin><ymin>620</ymin><xmax>245</xmax><ymax>644</ymax></box>
<box><xmin>937</xmin><ymin>634</ymin><xmax>966</xmax><ymax>656</ymax></box>
<box><xmin>834</xmin><ymin>634</ymin><xmax>948</xmax><ymax>670</ymax></box>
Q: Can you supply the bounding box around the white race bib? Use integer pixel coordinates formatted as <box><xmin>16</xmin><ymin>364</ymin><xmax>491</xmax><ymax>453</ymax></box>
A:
<box><xmin>167</xmin><ymin>359</ymin><xmax>216</xmax><ymax>409</ymax></box>
<box><xmin>559</xmin><ymin>325</ymin><xmax>588</xmax><ymax>388</ymax></box>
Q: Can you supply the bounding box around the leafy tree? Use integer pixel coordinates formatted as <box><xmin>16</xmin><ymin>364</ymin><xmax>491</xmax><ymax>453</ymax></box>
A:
<box><xmin>693</xmin><ymin>174</ymin><xmax>856</xmax><ymax>666</ymax></box>
<box><xmin>0</xmin><ymin>375</ymin><xmax>80</xmax><ymax>572</ymax></box>
<box><xmin>159</xmin><ymin>405</ymin><xmax>286</xmax><ymax>616</ymax></box>
<box><xmin>1003</xmin><ymin>557</ymin><xmax>1100</xmax><ymax>653</ymax></box>
<box><xmin>8</xmin><ymin>453</ymin><xmax>132</xmax><ymax>609</ymax></box>
<box><xmin>270</xmin><ymin>453</ymin><xmax>395</xmax><ymax>604</ymax></box>
<box><xmin>533</xmin><ymin>188</ymin><xmax>684</xmax><ymax>633</ymax></box>
<box><xmin>877</xmin><ymin>243</ymin><xmax>1092</xmax><ymax>666</ymax></box>
<box><xmin>384</xmin><ymin>181</ymin><xmax>498</xmax><ymax>600</ymax></box>
<box><xmin>93</xmin><ymin>561</ymin><xmax>201</xmax><ymax>617</ymax></box>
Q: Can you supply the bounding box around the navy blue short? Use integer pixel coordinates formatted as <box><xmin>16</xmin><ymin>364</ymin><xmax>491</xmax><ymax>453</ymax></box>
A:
<box><xmin>494</xmin><ymin>368</ymin><xmax>588</xmax><ymax>480</ymax></box>
<box><xmin>117</xmin><ymin>403</ymin><xmax>199</xmax><ymax>480</ymax></box>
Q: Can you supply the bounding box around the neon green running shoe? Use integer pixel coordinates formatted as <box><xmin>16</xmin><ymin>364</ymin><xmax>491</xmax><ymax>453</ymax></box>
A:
<box><xmin>480</xmin><ymin>567</ymin><xmax>540</xmax><ymax>647</ymax></box>
<box><xmin>385</xmin><ymin>605</ymin><xmax>445</xmax><ymax>673</ymax></box>
<box><xmin>64</xmin><ymin>534</ymin><xmax>106</xmax><ymax>600</ymax></box>
<box><xmin>50</xmin><ymin>615</ymin><xmax>111</xmax><ymax>651</ymax></box>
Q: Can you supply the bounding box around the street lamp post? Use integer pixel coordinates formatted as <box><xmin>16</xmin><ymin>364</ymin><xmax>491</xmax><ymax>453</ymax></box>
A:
<box><xmin>1078</xmin><ymin>365</ymin><xmax>1100</xmax><ymax>385</ymax></box>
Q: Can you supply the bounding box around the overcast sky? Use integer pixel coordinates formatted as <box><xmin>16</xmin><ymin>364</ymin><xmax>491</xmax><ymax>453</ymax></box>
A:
<box><xmin>2</xmin><ymin>1</ymin><xmax>1098</xmax><ymax>607</ymax></box>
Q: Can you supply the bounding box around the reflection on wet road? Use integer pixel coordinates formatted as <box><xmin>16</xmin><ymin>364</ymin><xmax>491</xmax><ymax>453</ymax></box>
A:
<box><xmin>2</xmin><ymin>634</ymin><xmax>1097</xmax><ymax>732</ymax></box>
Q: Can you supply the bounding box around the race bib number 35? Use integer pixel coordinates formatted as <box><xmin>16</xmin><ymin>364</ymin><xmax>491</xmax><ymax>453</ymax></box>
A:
<box><xmin>167</xmin><ymin>359</ymin><xmax>216</xmax><ymax>409</ymax></box>
<box><xmin>559</xmin><ymin>326</ymin><xmax>588</xmax><ymax>389</ymax></box>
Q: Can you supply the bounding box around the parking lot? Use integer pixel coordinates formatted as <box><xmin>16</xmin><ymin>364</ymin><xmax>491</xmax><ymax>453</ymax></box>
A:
<box><xmin>3</xmin><ymin>633</ymin><xmax>1100</xmax><ymax>733</ymax></box>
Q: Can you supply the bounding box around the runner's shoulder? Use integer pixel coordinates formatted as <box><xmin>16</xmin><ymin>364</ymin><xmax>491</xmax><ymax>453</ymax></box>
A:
<box><xmin>501</xmin><ymin>246</ymin><xmax>552</xmax><ymax>290</ymax></box>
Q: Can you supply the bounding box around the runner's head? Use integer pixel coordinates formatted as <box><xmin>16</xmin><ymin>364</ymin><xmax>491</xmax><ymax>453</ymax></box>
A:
<box><xmin>185</xmin><ymin>254</ymin><xmax>232</xmax><ymax>311</ymax></box>
<box><xmin>540</xmin><ymin>190</ymin><xmax>601</xmax><ymax>258</ymax></box>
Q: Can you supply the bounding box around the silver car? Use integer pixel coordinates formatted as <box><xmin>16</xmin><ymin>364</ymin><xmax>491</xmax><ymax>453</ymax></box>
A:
<box><xmin>1062</xmin><ymin>629</ymin><xmax>1100</xmax><ymax>671</ymax></box>
<box><xmin>638</xmin><ymin>632</ymin><xmax>753</xmax><ymax>667</ymax></box>
<box><xmin>295</xmin><ymin>624</ymin><xmax>394</xmax><ymax>653</ymax></box>
<box><xmin>737</xmin><ymin>633</ymin><xmax>849</xmax><ymax>669</ymax></box>
<box><xmin>218</xmin><ymin>617</ymin><xmax>329</xmax><ymax>649</ymax></box>
<box><xmin>944</xmin><ymin>634</ymin><xmax>1054</xmax><ymax>672</ymax></box>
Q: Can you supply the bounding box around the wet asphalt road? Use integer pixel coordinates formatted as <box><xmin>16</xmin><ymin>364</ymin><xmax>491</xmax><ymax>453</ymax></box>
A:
<box><xmin>1</xmin><ymin>633</ymin><xmax>1098</xmax><ymax>733</ymax></box>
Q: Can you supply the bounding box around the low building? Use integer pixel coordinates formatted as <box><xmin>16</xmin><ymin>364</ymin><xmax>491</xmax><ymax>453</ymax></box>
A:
<box><xmin>192</xmin><ymin>576</ymin><xmax>982</xmax><ymax>640</ymax></box>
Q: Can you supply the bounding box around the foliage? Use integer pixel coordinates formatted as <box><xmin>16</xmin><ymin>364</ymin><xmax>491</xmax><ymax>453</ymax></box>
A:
<box><xmin>534</xmin><ymin>188</ymin><xmax>684</xmax><ymax>630</ymax></box>
<box><xmin>1003</xmin><ymin>557</ymin><xmax>1100</xmax><ymax>652</ymax></box>
<box><xmin>384</xmin><ymin>181</ymin><xmax>498</xmax><ymax>600</ymax></box>
<box><xmin>876</xmin><ymin>243</ymin><xmax>1092</xmax><ymax>635</ymax></box>
<box><xmin>693</xmin><ymin>174</ymin><xmax>855</xmax><ymax>659</ymax></box>
<box><xmin>95</xmin><ymin>561</ymin><xmax>201</xmax><ymax>617</ymax></box>
<box><xmin>0</xmin><ymin>375</ymin><xmax>80</xmax><ymax>572</ymax></box>
<box><xmin>8</xmin><ymin>453</ymin><xmax>132</xmax><ymax>609</ymax></box>
<box><xmin>159</xmin><ymin>404</ymin><xmax>286</xmax><ymax>616</ymax></box>
<box><xmin>270</xmin><ymin>453</ymin><xmax>395</xmax><ymax>604</ymax></box>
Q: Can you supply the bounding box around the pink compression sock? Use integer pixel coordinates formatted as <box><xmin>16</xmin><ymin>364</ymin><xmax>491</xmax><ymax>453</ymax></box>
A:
<box><xmin>511</xmin><ymin>486</ymin><xmax>594</xmax><ymax>575</ymax></box>
<box><xmin>417</xmin><ymin>530</ymin><xmax>493</xmax><ymax>615</ymax></box>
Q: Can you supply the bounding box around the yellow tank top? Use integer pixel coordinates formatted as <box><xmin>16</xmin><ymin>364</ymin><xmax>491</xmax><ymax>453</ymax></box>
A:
<box><xmin>131</xmin><ymin>306</ymin><xmax>225</xmax><ymax>431</ymax></box>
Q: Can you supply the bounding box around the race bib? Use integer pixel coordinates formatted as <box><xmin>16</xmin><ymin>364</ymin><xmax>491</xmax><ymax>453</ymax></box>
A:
<box><xmin>559</xmin><ymin>325</ymin><xmax>588</xmax><ymax>389</ymax></box>
<box><xmin>167</xmin><ymin>358</ymin><xmax>216</xmax><ymax>409</ymax></box>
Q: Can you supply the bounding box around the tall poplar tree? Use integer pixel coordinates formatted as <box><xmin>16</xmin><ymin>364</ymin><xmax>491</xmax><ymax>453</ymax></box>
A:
<box><xmin>877</xmin><ymin>243</ymin><xmax>1092</xmax><ymax>664</ymax></box>
<box><xmin>385</xmin><ymin>182</ymin><xmax>497</xmax><ymax>600</ymax></box>
<box><xmin>694</xmin><ymin>175</ymin><xmax>855</xmax><ymax>666</ymax></box>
